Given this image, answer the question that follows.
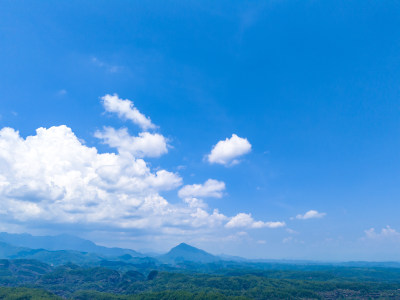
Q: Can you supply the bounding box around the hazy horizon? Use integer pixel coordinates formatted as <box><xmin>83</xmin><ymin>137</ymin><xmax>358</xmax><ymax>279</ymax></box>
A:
<box><xmin>1</xmin><ymin>1</ymin><xmax>400</xmax><ymax>262</ymax></box>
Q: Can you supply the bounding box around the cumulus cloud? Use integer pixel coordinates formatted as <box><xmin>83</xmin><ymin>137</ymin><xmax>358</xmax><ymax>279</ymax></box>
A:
<box><xmin>207</xmin><ymin>134</ymin><xmax>251</xmax><ymax>166</ymax></box>
<box><xmin>295</xmin><ymin>210</ymin><xmax>326</xmax><ymax>220</ymax></box>
<box><xmin>364</xmin><ymin>226</ymin><xmax>400</xmax><ymax>240</ymax></box>
<box><xmin>101</xmin><ymin>94</ymin><xmax>156</xmax><ymax>130</ymax></box>
<box><xmin>189</xmin><ymin>208</ymin><xmax>228</xmax><ymax>228</ymax></box>
<box><xmin>182</xmin><ymin>197</ymin><xmax>207</xmax><ymax>209</ymax></box>
<box><xmin>95</xmin><ymin>127</ymin><xmax>168</xmax><ymax>158</ymax></box>
<box><xmin>225</xmin><ymin>213</ymin><xmax>285</xmax><ymax>229</ymax></box>
<box><xmin>178</xmin><ymin>179</ymin><xmax>225</xmax><ymax>199</ymax></box>
<box><xmin>0</xmin><ymin>125</ymin><xmax>182</xmax><ymax>226</ymax></box>
<box><xmin>0</xmin><ymin>125</ymin><xmax>282</xmax><ymax>237</ymax></box>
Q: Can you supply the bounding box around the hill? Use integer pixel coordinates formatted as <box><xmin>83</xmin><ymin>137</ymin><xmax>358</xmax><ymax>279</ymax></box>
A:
<box><xmin>159</xmin><ymin>243</ymin><xmax>219</xmax><ymax>264</ymax></box>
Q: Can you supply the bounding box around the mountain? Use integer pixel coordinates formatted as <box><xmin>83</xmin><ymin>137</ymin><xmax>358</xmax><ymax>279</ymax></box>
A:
<box><xmin>159</xmin><ymin>243</ymin><xmax>219</xmax><ymax>264</ymax></box>
<box><xmin>0</xmin><ymin>241</ymin><xmax>104</xmax><ymax>265</ymax></box>
<box><xmin>218</xmin><ymin>254</ymin><xmax>248</xmax><ymax>262</ymax></box>
<box><xmin>0</xmin><ymin>232</ymin><xmax>143</xmax><ymax>258</ymax></box>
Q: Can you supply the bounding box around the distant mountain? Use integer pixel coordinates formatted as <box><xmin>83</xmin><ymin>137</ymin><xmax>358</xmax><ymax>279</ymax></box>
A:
<box><xmin>0</xmin><ymin>241</ymin><xmax>104</xmax><ymax>265</ymax></box>
<box><xmin>0</xmin><ymin>241</ymin><xmax>29</xmax><ymax>258</ymax></box>
<box><xmin>0</xmin><ymin>232</ymin><xmax>143</xmax><ymax>258</ymax></box>
<box><xmin>218</xmin><ymin>253</ymin><xmax>248</xmax><ymax>262</ymax></box>
<box><xmin>339</xmin><ymin>261</ymin><xmax>400</xmax><ymax>268</ymax></box>
<box><xmin>159</xmin><ymin>243</ymin><xmax>219</xmax><ymax>264</ymax></box>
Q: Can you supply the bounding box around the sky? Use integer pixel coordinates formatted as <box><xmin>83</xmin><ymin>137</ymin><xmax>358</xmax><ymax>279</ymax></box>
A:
<box><xmin>0</xmin><ymin>0</ymin><xmax>400</xmax><ymax>261</ymax></box>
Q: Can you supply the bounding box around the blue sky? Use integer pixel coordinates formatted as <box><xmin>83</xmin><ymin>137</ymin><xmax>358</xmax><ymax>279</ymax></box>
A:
<box><xmin>0</xmin><ymin>0</ymin><xmax>400</xmax><ymax>260</ymax></box>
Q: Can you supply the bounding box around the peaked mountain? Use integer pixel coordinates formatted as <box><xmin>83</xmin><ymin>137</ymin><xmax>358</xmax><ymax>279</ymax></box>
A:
<box><xmin>0</xmin><ymin>232</ymin><xmax>143</xmax><ymax>258</ymax></box>
<box><xmin>160</xmin><ymin>243</ymin><xmax>219</xmax><ymax>263</ymax></box>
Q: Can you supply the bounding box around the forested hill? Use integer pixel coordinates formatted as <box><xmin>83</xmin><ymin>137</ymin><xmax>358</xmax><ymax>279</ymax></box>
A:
<box><xmin>2</xmin><ymin>258</ymin><xmax>400</xmax><ymax>299</ymax></box>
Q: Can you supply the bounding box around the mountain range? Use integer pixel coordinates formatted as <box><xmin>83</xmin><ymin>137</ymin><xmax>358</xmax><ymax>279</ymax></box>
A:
<box><xmin>0</xmin><ymin>232</ymin><xmax>142</xmax><ymax>258</ymax></box>
<box><xmin>0</xmin><ymin>232</ymin><xmax>399</xmax><ymax>270</ymax></box>
<box><xmin>0</xmin><ymin>232</ymin><xmax>222</xmax><ymax>267</ymax></box>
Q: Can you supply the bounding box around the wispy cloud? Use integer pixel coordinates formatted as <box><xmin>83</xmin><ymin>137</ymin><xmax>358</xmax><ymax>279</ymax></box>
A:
<box><xmin>295</xmin><ymin>210</ymin><xmax>326</xmax><ymax>220</ymax></box>
<box><xmin>364</xmin><ymin>226</ymin><xmax>400</xmax><ymax>240</ymax></box>
<box><xmin>57</xmin><ymin>89</ymin><xmax>67</xmax><ymax>96</ymax></box>
<box><xmin>91</xmin><ymin>57</ymin><xmax>123</xmax><ymax>73</ymax></box>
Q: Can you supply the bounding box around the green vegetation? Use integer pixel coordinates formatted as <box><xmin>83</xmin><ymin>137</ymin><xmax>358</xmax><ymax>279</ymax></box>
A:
<box><xmin>0</xmin><ymin>287</ymin><xmax>61</xmax><ymax>299</ymax></box>
<box><xmin>1</xmin><ymin>259</ymin><xmax>400</xmax><ymax>299</ymax></box>
<box><xmin>73</xmin><ymin>290</ymin><xmax>248</xmax><ymax>300</ymax></box>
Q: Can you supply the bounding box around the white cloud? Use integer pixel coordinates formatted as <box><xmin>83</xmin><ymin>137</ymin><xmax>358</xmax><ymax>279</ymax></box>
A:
<box><xmin>0</xmin><ymin>125</ymin><xmax>182</xmax><ymax>226</ymax></box>
<box><xmin>225</xmin><ymin>213</ymin><xmax>285</xmax><ymax>229</ymax></box>
<box><xmin>263</xmin><ymin>221</ymin><xmax>286</xmax><ymax>228</ymax></box>
<box><xmin>364</xmin><ymin>226</ymin><xmax>400</xmax><ymax>240</ymax></box>
<box><xmin>0</xmin><ymin>95</ymin><xmax>288</xmax><ymax>242</ymax></box>
<box><xmin>101</xmin><ymin>94</ymin><xmax>156</xmax><ymax>130</ymax></box>
<box><xmin>189</xmin><ymin>208</ymin><xmax>228</xmax><ymax>228</ymax></box>
<box><xmin>0</xmin><ymin>125</ymin><xmax>279</xmax><ymax>237</ymax></box>
<box><xmin>178</xmin><ymin>179</ymin><xmax>225</xmax><ymax>199</ymax></box>
<box><xmin>95</xmin><ymin>127</ymin><xmax>168</xmax><ymax>158</ymax></box>
<box><xmin>296</xmin><ymin>210</ymin><xmax>326</xmax><ymax>220</ymax></box>
<box><xmin>207</xmin><ymin>134</ymin><xmax>251</xmax><ymax>166</ymax></box>
<box><xmin>182</xmin><ymin>197</ymin><xmax>207</xmax><ymax>209</ymax></box>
